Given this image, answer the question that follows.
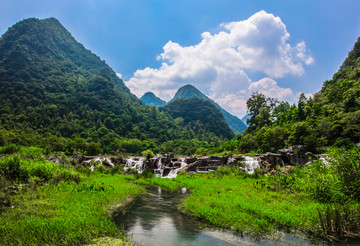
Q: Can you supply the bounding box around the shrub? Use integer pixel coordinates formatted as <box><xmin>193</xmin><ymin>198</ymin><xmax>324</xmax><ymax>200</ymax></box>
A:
<box><xmin>0</xmin><ymin>155</ymin><xmax>29</xmax><ymax>182</ymax></box>
<box><xmin>141</xmin><ymin>149</ymin><xmax>154</xmax><ymax>160</ymax></box>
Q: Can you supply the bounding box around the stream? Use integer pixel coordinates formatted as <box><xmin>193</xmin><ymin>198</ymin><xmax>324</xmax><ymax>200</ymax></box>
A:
<box><xmin>114</xmin><ymin>187</ymin><xmax>322</xmax><ymax>246</ymax></box>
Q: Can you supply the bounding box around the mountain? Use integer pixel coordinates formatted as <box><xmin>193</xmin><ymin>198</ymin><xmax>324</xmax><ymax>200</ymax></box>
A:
<box><xmin>160</xmin><ymin>98</ymin><xmax>234</xmax><ymax>139</ymax></box>
<box><xmin>140</xmin><ymin>92</ymin><xmax>166</xmax><ymax>107</ymax></box>
<box><xmin>0</xmin><ymin>18</ymin><xmax>185</xmax><ymax>151</ymax></box>
<box><xmin>170</xmin><ymin>84</ymin><xmax>247</xmax><ymax>134</ymax></box>
<box><xmin>236</xmin><ymin>36</ymin><xmax>360</xmax><ymax>153</ymax></box>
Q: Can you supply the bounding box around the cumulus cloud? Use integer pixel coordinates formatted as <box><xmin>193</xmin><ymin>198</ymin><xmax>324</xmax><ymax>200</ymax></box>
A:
<box><xmin>125</xmin><ymin>10</ymin><xmax>313</xmax><ymax>116</ymax></box>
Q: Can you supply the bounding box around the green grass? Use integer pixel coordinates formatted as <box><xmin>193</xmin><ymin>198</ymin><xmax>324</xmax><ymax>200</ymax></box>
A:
<box><xmin>0</xmin><ymin>146</ymin><xmax>145</xmax><ymax>245</ymax></box>
<box><xmin>134</xmin><ymin>168</ymin><xmax>359</xmax><ymax>240</ymax></box>
<box><xmin>0</xmin><ymin>174</ymin><xmax>144</xmax><ymax>245</ymax></box>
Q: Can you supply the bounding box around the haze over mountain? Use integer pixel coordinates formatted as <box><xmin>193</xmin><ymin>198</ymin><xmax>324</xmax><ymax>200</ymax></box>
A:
<box><xmin>140</xmin><ymin>92</ymin><xmax>166</xmax><ymax>107</ymax></box>
<box><xmin>170</xmin><ymin>84</ymin><xmax>247</xmax><ymax>134</ymax></box>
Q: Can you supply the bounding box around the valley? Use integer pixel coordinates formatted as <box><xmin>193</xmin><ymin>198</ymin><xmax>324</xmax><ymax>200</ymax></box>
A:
<box><xmin>0</xmin><ymin>16</ymin><xmax>359</xmax><ymax>246</ymax></box>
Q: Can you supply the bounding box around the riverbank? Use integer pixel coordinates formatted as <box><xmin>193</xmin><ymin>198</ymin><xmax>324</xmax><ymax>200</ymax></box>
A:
<box><xmin>1</xmin><ymin>145</ymin><xmax>359</xmax><ymax>244</ymax></box>
<box><xmin>0</xmin><ymin>173</ymin><xmax>144</xmax><ymax>245</ymax></box>
<box><xmin>132</xmin><ymin>154</ymin><xmax>360</xmax><ymax>243</ymax></box>
<box><xmin>0</xmin><ymin>146</ymin><xmax>144</xmax><ymax>245</ymax></box>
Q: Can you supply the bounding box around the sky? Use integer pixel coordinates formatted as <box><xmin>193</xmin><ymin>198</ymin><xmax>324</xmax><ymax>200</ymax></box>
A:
<box><xmin>1</xmin><ymin>0</ymin><xmax>360</xmax><ymax>117</ymax></box>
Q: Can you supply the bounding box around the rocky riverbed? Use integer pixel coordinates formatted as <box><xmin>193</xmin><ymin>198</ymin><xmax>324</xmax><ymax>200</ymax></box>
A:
<box><xmin>48</xmin><ymin>147</ymin><xmax>325</xmax><ymax>178</ymax></box>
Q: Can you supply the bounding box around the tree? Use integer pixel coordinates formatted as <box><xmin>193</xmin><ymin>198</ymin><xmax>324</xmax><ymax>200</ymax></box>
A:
<box><xmin>297</xmin><ymin>93</ymin><xmax>307</xmax><ymax>121</ymax></box>
<box><xmin>246</xmin><ymin>92</ymin><xmax>278</xmax><ymax>131</ymax></box>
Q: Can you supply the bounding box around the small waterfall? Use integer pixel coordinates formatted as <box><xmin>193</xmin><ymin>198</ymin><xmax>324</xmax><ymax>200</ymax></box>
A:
<box><xmin>126</xmin><ymin>157</ymin><xmax>145</xmax><ymax>173</ymax></box>
<box><xmin>154</xmin><ymin>157</ymin><xmax>164</xmax><ymax>177</ymax></box>
<box><xmin>164</xmin><ymin>158</ymin><xmax>187</xmax><ymax>179</ymax></box>
<box><xmin>243</xmin><ymin>156</ymin><xmax>260</xmax><ymax>174</ymax></box>
<box><xmin>83</xmin><ymin>156</ymin><xmax>114</xmax><ymax>171</ymax></box>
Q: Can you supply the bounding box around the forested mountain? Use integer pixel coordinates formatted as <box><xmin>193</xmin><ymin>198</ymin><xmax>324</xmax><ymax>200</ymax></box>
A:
<box><xmin>160</xmin><ymin>98</ymin><xmax>234</xmax><ymax>140</ymax></box>
<box><xmin>140</xmin><ymin>92</ymin><xmax>166</xmax><ymax>107</ymax></box>
<box><xmin>170</xmin><ymin>84</ymin><xmax>247</xmax><ymax>134</ymax></box>
<box><xmin>0</xmin><ymin>18</ymin><xmax>226</xmax><ymax>155</ymax></box>
<box><xmin>232</xmin><ymin>36</ymin><xmax>360</xmax><ymax>153</ymax></box>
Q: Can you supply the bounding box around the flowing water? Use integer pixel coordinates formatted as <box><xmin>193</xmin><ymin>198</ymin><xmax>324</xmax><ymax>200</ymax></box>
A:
<box><xmin>243</xmin><ymin>156</ymin><xmax>260</xmax><ymax>174</ymax></box>
<box><xmin>114</xmin><ymin>187</ymin><xmax>322</xmax><ymax>246</ymax></box>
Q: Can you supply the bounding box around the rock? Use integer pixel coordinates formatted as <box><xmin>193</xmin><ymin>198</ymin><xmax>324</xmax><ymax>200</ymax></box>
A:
<box><xmin>258</xmin><ymin>153</ymin><xmax>283</xmax><ymax>167</ymax></box>
<box><xmin>72</xmin><ymin>153</ymin><xmax>84</xmax><ymax>164</ymax></box>
<box><xmin>185</xmin><ymin>157</ymin><xmax>197</xmax><ymax>164</ymax></box>
<box><xmin>162</xmin><ymin>167</ymin><xmax>177</xmax><ymax>177</ymax></box>
<box><xmin>48</xmin><ymin>155</ymin><xmax>60</xmax><ymax>164</ymax></box>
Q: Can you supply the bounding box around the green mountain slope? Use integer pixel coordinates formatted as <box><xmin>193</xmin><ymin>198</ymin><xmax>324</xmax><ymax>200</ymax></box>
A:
<box><xmin>171</xmin><ymin>84</ymin><xmax>247</xmax><ymax>134</ymax></box>
<box><xmin>235</xmin><ymin>36</ymin><xmax>360</xmax><ymax>153</ymax></box>
<box><xmin>160</xmin><ymin>98</ymin><xmax>234</xmax><ymax>139</ymax></box>
<box><xmin>140</xmin><ymin>92</ymin><xmax>166</xmax><ymax>107</ymax></box>
<box><xmin>0</xmin><ymin>17</ymin><xmax>232</xmax><ymax>155</ymax></box>
<box><xmin>0</xmin><ymin>18</ymin><xmax>184</xmax><ymax>148</ymax></box>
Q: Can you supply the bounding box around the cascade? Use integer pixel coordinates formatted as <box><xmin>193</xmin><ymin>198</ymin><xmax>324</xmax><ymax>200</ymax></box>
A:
<box><xmin>126</xmin><ymin>157</ymin><xmax>145</xmax><ymax>173</ymax></box>
<box><xmin>164</xmin><ymin>158</ymin><xmax>187</xmax><ymax>179</ymax></box>
<box><xmin>243</xmin><ymin>156</ymin><xmax>260</xmax><ymax>174</ymax></box>
<box><xmin>154</xmin><ymin>157</ymin><xmax>164</xmax><ymax>177</ymax></box>
<box><xmin>83</xmin><ymin>157</ymin><xmax>114</xmax><ymax>171</ymax></box>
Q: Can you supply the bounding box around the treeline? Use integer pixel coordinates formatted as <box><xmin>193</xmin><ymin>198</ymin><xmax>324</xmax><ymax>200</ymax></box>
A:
<box><xmin>0</xmin><ymin>127</ymin><xmax>224</xmax><ymax>156</ymax></box>
<box><xmin>213</xmin><ymin>37</ymin><xmax>360</xmax><ymax>154</ymax></box>
<box><xmin>0</xmin><ymin>18</ymin><xmax>231</xmax><ymax>156</ymax></box>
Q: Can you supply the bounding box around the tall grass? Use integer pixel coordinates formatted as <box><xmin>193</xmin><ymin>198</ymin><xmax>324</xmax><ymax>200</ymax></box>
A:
<box><xmin>0</xmin><ymin>145</ymin><xmax>145</xmax><ymax>245</ymax></box>
<box><xmin>134</xmin><ymin>172</ymin><xmax>322</xmax><ymax>239</ymax></box>
<box><xmin>135</xmin><ymin>148</ymin><xmax>360</xmax><ymax>241</ymax></box>
<box><xmin>317</xmin><ymin>204</ymin><xmax>360</xmax><ymax>240</ymax></box>
<box><xmin>0</xmin><ymin>174</ymin><xmax>144</xmax><ymax>245</ymax></box>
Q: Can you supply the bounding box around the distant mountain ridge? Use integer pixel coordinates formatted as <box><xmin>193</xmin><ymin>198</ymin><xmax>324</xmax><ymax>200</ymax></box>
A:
<box><xmin>140</xmin><ymin>92</ymin><xmax>166</xmax><ymax>107</ymax></box>
<box><xmin>170</xmin><ymin>84</ymin><xmax>248</xmax><ymax>134</ymax></box>
<box><xmin>0</xmin><ymin>17</ymin><xmax>183</xmax><ymax>143</ymax></box>
<box><xmin>0</xmin><ymin>17</ymin><xmax>233</xmax><ymax>154</ymax></box>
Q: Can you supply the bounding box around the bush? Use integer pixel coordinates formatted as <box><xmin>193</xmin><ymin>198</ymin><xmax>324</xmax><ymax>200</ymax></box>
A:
<box><xmin>0</xmin><ymin>144</ymin><xmax>21</xmax><ymax>155</ymax></box>
<box><xmin>141</xmin><ymin>149</ymin><xmax>154</xmax><ymax>160</ymax></box>
<box><xmin>0</xmin><ymin>155</ymin><xmax>29</xmax><ymax>182</ymax></box>
<box><xmin>329</xmin><ymin>147</ymin><xmax>360</xmax><ymax>201</ymax></box>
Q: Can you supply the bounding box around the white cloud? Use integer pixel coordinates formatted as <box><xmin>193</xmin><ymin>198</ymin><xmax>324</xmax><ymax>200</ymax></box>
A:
<box><xmin>248</xmin><ymin>78</ymin><xmax>294</xmax><ymax>101</ymax></box>
<box><xmin>125</xmin><ymin>10</ymin><xmax>313</xmax><ymax>116</ymax></box>
<box><xmin>116</xmin><ymin>73</ymin><xmax>122</xmax><ymax>79</ymax></box>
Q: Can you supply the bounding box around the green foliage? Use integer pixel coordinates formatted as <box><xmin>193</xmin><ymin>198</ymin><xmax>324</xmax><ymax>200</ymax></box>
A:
<box><xmin>0</xmin><ymin>174</ymin><xmax>144</xmax><ymax>245</ymax></box>
<box><xmin>229</xmin><ymin>36</ymin><xmax>360</xmax><ymax>154</ymax></box>
<box><xmin>141</xmin><ymin>149</ymin><xmax>154</xmax><ymax>160</ymax></box>
<box><xmin>160</xmin><ymin>97</ymin><xmax>234</xmax><ymax>139</ymax></box>
<box><xmin>0</xmin><ymin>18</ymin><xmax>227</xmax><ymax>156</ymax></box>
<box><xmin>135</xmin><ymin>173</ymin><xmax>323</xmax><ymax>239</ymax></box>
<box><xmin>268</xmin><ymin>147</ymin><xmax>360</xmax><ymax>203</ymax></box>
<box><xmin>317</xmin><ymin>204</ymin><xmax>360</xmax><ymax>240</ymax></box>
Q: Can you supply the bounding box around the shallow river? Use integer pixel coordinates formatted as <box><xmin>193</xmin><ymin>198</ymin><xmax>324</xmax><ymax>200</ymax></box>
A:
<box><xmin>114</xmin><ymin>187</ymin><xmax>348</xmax><ymax>246</ymax></box>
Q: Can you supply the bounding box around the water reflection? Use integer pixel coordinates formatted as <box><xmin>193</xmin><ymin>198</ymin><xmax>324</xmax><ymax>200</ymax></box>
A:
<box><xmin>115</xmin><ymin>187</ymin><xmax>327</xmax><ymax>246</ymax></box>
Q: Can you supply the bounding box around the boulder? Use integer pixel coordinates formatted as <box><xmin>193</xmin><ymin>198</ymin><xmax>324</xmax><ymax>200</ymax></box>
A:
<box><xmin>72</xmin><ymin>153</ymin><xmax>84</xmax><ymax>164</ymax></box>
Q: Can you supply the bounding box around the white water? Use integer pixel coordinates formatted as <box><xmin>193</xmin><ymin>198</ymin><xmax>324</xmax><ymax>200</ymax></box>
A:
<box><xmin>83</xmin><ymin>157</ymin><xmax>114</xmax><ymax>171</ymax></box>
<box><xmin>164</xmin><ymin>158</ymin><xmax>187</xmax><ymax>179</ymax></box>
<box><xmin>154</xmin><ymin>157</ymin><xmax>164</xmax><ymax>177</ymax></box>
<box><xmin>126</xmin><ymin>157</ymin><xmax>145</xmax><ymax>173</ymax></box>
<box><xmin>243</xmin><ymin>157</ymin><xmax>260</xmax><ymax>174</ymax></box>
<box><xmin>126</xmin><ymin>156</ymin><xmax>187</xmax><ymax>178</ymax></box>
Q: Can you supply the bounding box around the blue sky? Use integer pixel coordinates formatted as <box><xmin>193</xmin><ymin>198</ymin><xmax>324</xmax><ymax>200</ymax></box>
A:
<box><xmin>1</xmin><ymin>0</ymin><xmax>360</xmax><ymax>117</ymax></box>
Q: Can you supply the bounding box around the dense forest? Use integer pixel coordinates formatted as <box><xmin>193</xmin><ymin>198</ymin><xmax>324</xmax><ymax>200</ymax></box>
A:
<box><xmin>169</xmin><ymin>84</ymin><xmax>248</xmax><ymax>134</ymax></box>
<box><xmin>0</xmin><ymin>18</ymin><xmax>233</xmax><ymax>155</ymax></box>
<box><xmin>160</xmin><ymin>97</ymin><xmax>234</xmax><ymax>140</ymax></box>
<box><xmin>212</xmin><ymin>37</ymin><xmax>360</xmax><ymax>154</ymax></box>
